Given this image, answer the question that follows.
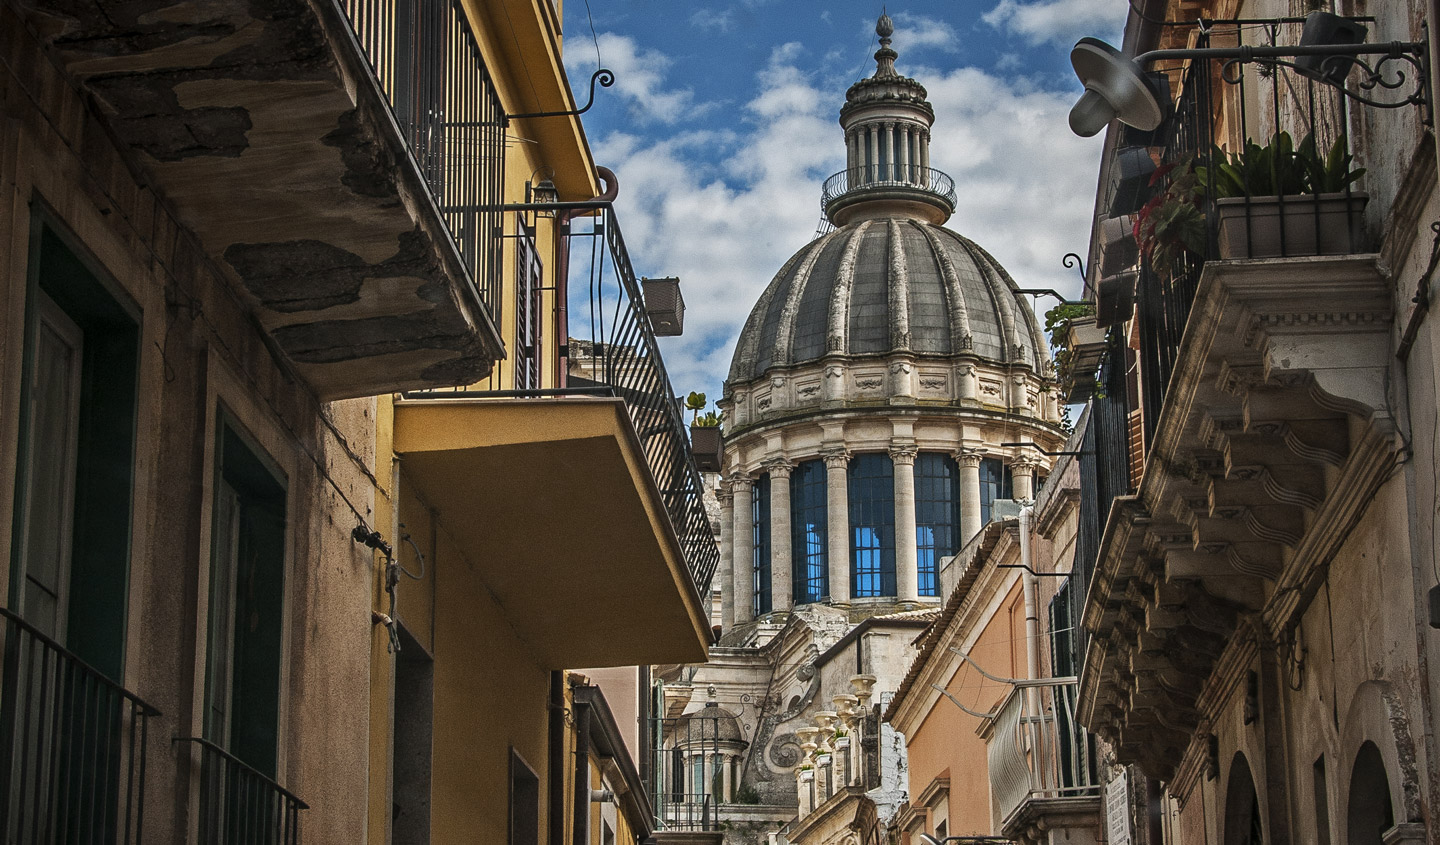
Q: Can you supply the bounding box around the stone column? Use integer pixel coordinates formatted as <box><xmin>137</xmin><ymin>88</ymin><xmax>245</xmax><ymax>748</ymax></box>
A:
<box><xmin>722</xmin><ymin>753</ymin><xmax>733</xmax><ymax>802</ymax></box>
<box><xmin>867</xmin><ymin>124</ymin><xmax>879</xmax><ymax>183</ymax></box>
<box><xmin>767</xmin><ymin>459</ymin><xmax>795</xmax><ymax>612</ymax></box>
<box><xmin>823</xmin><ymin>450</ymin><xmax>851</xmax><ymax>604</ymax></box>
<box><xmin>718</xmin><ymin>483</ymin><xmax>735</xmax><ymax>632</ymax></box>
<box><xmin>891</xmin><ymin>443</ymin><xmax>919</xmax><ymax>603</ymax></box>
<box><xmin>731</xmin><ymin>475</ymin><xmax>755</xmax><ymax>624</ymax></box>
<box><xmin>1011</xmin><ymin>455</ymin><xmax>1036</xmax><ymax>501</ymax></box>
<box><xmin>920</xmin><ymin>129</ymin><xmax>930</xmax><ymax>171</ymax></box>
<box><xmin>898</xmin><ymin>124</ymin><xmax>911</xmax><ymax>182</ymax></box>
<box><xmin>956</xmin><ymin>450</ymin><xmax>984</xmax><ymax>544</ymax></box>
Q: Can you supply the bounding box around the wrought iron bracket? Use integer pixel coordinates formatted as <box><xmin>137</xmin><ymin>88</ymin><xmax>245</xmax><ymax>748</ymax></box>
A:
<box><xmin>1139</xmin><ymin>40</ymin><xmax>1431</xmax><ymax>121</ymax></box>
<box><xmin>507</xmin><ymin>68</ymin><xmax>615</xmax><ymax>122</ymax></box>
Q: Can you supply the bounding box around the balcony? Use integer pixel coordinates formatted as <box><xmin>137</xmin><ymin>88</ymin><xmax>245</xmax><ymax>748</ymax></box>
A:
<box><xmin>822</xmin><ymin>166</ymin><xmax>956</xmax><ymax>226</ymax></box>
<box><xmin>13</xmin><ymin>0</ymin><xmax>512</xmax><ymax>398</ymax></box>
<box><xmin>175</xmin><ymin>736</ymin><xmax>308</xmax><ymax>843</ymax></box>
<box><xmin>1077</xmin><ymin>24</ymin><xmax>1397</xmax><ymax>786</ymax></box>
<box><xmin>981</xmin><ymin>679</ymin><xmax>1101</xmax><ymax>844</ymax></box>
<box><xmin>0</xmin><ymin>606</ymin><xmax>160</xmax><ymax>843</ymax></box>
<box><xmin>393</xmin><ymin>206</ymin><xmax>717</xmax><ymax>668</ymax></box>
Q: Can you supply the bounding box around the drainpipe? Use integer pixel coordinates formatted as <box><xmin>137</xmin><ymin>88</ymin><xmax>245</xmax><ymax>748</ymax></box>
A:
<box><xmin>554</xmin><ymin>167</ymin><xmax>619</xmax><ymax>387</ymax></box>
<box><xmin>1019</xmin><ymin>506</ymin><xmax>1041</xmax><ymax>718</ymax></box>
<box><xmin>549</xmin><ymin>670</ymin><xmax>565</xmax><ymax>845</ymax></box>
<box><xmin>573</xmin><ymin>699</ymin><xmax>592</xmax><ymax>845</ymax></box>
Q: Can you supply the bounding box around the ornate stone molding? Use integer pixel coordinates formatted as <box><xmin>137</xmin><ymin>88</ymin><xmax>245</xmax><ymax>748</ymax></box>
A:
<box><xmin>822</xmin><ymin>449</ymin><xmax>852</xmax><ymax>470</ymax></box>
<box><xmin>888</xmin><ymin>443</ymin><xmax>918</xmax><ymax>465</ymax></box>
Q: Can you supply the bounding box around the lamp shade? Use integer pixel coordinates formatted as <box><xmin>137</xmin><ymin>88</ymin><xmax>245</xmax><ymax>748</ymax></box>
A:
<box><xmin>1295</xmin><ymin>11</ymin><xmax>1367</xmax><ymax>85</ymax></box>
<box><xmin>1069</xmin><ymin>37</ymin><xmax>1167</xmax><ymax>137</ymax></box>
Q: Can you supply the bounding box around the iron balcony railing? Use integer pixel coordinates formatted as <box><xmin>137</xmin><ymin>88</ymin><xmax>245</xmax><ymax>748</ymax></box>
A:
<box><xmin>568</xmin><ymin>206</ymin><xmax>721</xmax><ymax>598</ymax></box>
<box><xmin>339</xmin><ymin>0</ymin><xmax>507</xmax><ymax>322</ymax></box>
<box><xmin>1128</xmin><ymin>26</ymin><xmax>1364</xmax><ymax>439</ymax></box>
<box><xmin>821</xmin><ymin>165</ymin><xmax>956</xmax><ymax>216</ymax></box>
<box><xmin>648</xmin><ymin>708</ymin><xmax>725</xmax><ymax>831</ymax></box>
<box><xmin>402</xmin><ymin>204</ymin><xmax>722</xmax><ymax>600</ymax></box>
<box><xmin>984</xmin><ymin>678</ymin><xmax>1099</xmax><ymax>828</ymax></box>
<box><xmin>175</xmin><ymin>735</ymin><xmax>308</xmax><ymax>844</ymax></box>
<box><xmin>0</xmin><ymin>605</ymin><xmax>160</xmax><ymax>844</ymax></box>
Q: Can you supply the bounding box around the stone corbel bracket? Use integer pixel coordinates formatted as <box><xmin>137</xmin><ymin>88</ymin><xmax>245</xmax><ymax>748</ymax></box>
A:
<box><xmin>1078</xmin><ymin>254</ymin><xmax>1400</xmax><ymax>782</ymax></box>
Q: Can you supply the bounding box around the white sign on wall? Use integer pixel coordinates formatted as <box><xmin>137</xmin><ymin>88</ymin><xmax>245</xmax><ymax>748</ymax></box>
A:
<box><xmin>1106</xmin><ymin>770</ymin><xmax>1132</xmax><ymax>845</ymax></box>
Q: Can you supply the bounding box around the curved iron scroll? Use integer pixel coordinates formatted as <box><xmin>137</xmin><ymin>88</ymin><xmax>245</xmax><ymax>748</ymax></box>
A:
<box><xmin>509</xmin><ymin>68</ymin><xmax>615</xmax><ymax>121</ymax></box>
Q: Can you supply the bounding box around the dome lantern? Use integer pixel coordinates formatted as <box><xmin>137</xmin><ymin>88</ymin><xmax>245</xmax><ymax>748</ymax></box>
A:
<box><xmin>824</xmin><ymin>15</ymin><xmax>956</xmax><ymax>227</ymax></box>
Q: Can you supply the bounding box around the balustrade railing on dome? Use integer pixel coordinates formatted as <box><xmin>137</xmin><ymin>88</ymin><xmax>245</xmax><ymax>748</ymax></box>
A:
<box><xmin>0</xmin><ymin>606</ymin><xmax>160</xmax><ymax>844</ymax></box>
<box><xmin>339</xmin><ymin>0</ymin><xmax>507</xmax><ymax>320</ymax></box>
<box><xmin>821</xmin><ymin>166</ymin><xmax>957</xmax><ymax>211</ymax></box>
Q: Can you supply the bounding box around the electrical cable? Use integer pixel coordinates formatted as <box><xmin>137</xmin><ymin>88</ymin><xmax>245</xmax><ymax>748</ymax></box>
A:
<box><xmin>399</xmin><ymin>528</ymin><xmax>427</xmax><ymax>581</ymax></box>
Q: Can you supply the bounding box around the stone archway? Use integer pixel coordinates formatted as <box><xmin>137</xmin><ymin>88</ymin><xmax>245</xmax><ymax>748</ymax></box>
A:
<box><xmin>1223</xmin><ymin>752</ymin><xmax>1263</xmax><ymax>845</ymax></box>
<box><xmin>1346</xmin><ymin>741</ymin><xmax>1394</xmax><ymax>845</ymax></box>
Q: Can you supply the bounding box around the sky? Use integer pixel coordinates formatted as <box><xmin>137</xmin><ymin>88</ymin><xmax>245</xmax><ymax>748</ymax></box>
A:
<box><xmin>559</xmin><ymin>0</ymin><xmax>1130</xmax><ymax>407</ymax></box>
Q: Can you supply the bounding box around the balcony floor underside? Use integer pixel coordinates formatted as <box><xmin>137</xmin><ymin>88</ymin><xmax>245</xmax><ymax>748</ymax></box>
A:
<box><xmin>13</xmin><ymin>0</ymin><xmax>503</xmax><ymax>398</ymax></box>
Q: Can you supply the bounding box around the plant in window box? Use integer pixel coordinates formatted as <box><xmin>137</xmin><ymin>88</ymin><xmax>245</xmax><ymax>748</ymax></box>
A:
<box><xmin>686</xmin><ymin>391</ymin><xmax>724</xmax><ymax>472</ymax></box>
<box><xmin>833</xmin><ymin>730</ymin><xmax>851</xmax><ymax>750</ymax></box>
<box><xmin>799</xmin><ymin>765</ymin><xmax>815</xmax><ymax>782</ymax></box>
<box><xmin>1044</xmin><ymin>303</ymin><xmax>1101</xmax><ymax>402</ymax></box>
<box><xmin>1201</xmin><ymin>131</ymin><xmax>1367</xmax><ymax>258</ymax></box>
<box><xmin>1133</xmin><ymin>155</ymin><xmax>1206</xmax><ymax>275</ymax></box>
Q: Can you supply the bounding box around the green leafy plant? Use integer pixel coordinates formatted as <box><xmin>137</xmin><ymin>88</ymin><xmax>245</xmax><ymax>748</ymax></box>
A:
<box><xmin>1299</xmin><ymin>133</ymin><xmax>1366</xmax><ymax>193</ymax></box>
<box><xmin>733</xmin><ymin>784</ymin><xmax>762</xmax><ymax>805</ymax></box>
<box><xmin>1197</xmin><ymin>131</ymin><xmax>1365</xmax><ymax>197</ymax></box>
<box><xmin>1134</xmin><ymin>156</ymin><xmax>1207</xmax><ymax>270</ymax></box>
<box><xmin>685</xmin><ymin>391</ymin><xmax>707</xmax><ymax>423</ymax></box>
<box><xmin>693</xmin><ymin>410</ymin><xmax>723</xmax><ymax>427</ymax></box>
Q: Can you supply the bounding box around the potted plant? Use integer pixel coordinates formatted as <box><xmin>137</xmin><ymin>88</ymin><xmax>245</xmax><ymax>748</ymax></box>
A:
<box><xmin>686</xmin><ymin>391</ymin><xmax>724</xmax><ymax>471</ymax></box>
<box><xmin>798</xmin><ymin>765</ymin><xmax>815</xmax><ymax>782</ymax></box>
<box><xmin>1045</xmin><ymin>303</ymin><xmax>1103</xmax><ymax>402</ymax></box>
<box><xmin>1133</xmin><ymin>155</ymin><xmax>1207</xmax><ymax>273</ymax></box>
<box><xmin>1202</xmin><ymin>131</ymin><xmax>1367</xmax><ymax>258</ymax></box>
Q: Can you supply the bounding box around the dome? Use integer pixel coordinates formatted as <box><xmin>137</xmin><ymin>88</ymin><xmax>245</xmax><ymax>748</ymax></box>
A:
<box><xmin>682</xmin><ymin>703</ymin><xmax>745</xmax><ymax>744</ymax></box>
<box><xmin>728</xmin><ymin>217</ymin><xmax>1049</xmax><ymax>385</ymax></box>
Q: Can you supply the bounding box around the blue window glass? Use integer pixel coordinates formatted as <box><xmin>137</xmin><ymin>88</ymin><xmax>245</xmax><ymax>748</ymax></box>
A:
<box><xmin>752</xmin><ymin>474</ymin><xmax>771</xmax><ymax>615</ymax></box>
<box><xmin>914</xmin><ymin>453</ymin><xmax>959</xmax><ymax>597</ymax></box>
<box><xmin>980</xmin><ymin>458</ymin><xmax>1013</xmax><ymax>526</ymax></box>
<box><xmin>848</xmin><ymin>454</ymin><xmax>895</xmax><ymax>598</ymax></box>
<box><xmin>790</xmin><ymin>460</ymin><xmax>828</xmax><ymax>604</ymax></box>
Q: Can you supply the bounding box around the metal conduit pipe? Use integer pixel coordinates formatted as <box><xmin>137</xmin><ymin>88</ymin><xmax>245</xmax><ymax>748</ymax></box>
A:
<box><xmin>554</xmin><ymin>167</ymin><xmax>619</xmax><ymax>386</ymax></box>
<box><xmin>549</xmin><ymin>670</ymin><xmax>565</xmax><ymax>845</ymax></box>
<box><xmin>1019</xmin><ymin>506</ymin><xmax>1041</xmax><ymax>712</ymax></box>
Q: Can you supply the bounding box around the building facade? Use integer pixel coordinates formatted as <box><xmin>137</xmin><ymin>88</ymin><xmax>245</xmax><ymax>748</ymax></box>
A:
<box><xmin>1064</xmin><ymin>0</ymin><xmax>1440</xmax><ymax>842</ymax></box>
<box><xmin>0</xmin><ymin>0</ymin><xmax>713</xmax><ymax>841</ymax></box>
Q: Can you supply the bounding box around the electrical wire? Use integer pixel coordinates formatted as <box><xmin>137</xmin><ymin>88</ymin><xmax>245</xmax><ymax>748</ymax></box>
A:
<box><xmin>581</xmin><ymin>0</ymin><xmax>601</xmax><ymax>74</ymax></box>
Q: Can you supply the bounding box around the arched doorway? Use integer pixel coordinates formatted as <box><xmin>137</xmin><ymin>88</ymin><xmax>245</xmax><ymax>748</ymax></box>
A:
<box><xmin>1224</xmin><ymin>752</ymin><xmax>1264</xmax><ymax>845</ymax></box>
<box><xmin>1346</xmin><ymin>741</ymin><xmax>1394</xmax><ymax>845</ymax></box>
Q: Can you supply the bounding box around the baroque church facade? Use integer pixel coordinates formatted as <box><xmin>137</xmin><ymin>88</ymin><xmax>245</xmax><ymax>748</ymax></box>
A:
<box><xmin>653</xmin><ymin>17</ymin><xmax>1068</xmax><ymax>844</ymax></box>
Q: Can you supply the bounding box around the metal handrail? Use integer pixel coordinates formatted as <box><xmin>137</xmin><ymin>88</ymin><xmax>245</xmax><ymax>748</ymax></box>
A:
<box><xmin>821</xmin><ymin>165</ymin><xmax>957</xmax><ymax>211</ymax></box>
<box><xmin>172</xmin><ymin>736</ymin><xmax>310</xmax><ymax>809</ymax></box>
<box><xmin>0</xmin><ymin>605</ymin><xmax>160</xmax><ymax>843</ymax></box>
<box><xmin>0</xmin><ymin>606</ymin><xmax>160</xmax><ymax>716</ymax></box>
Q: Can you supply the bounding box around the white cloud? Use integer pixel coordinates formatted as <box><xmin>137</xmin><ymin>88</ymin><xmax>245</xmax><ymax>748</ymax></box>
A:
<box><xmin>565</xmin><ymin>33</ymin><xmax>708</xmax><ymax>125</ymax></box>
<box><xmin>890</xmin><ymin>12</ymin><xmax>962</xmax><ymax>54</ymax></box>
<box><xmin>690</xmin><ymin>8</ymin><xmax>734</xmax><ymax>33</ymax></box>
<box><xmin>983</xmin><ymin>0</ymin><xmax>1125</xmax><ymax>47</ymax></box>
<box><xmin>581</xmin><ymin>48</ymin><xmax>1103</xmax><ymax>403</ymax></box>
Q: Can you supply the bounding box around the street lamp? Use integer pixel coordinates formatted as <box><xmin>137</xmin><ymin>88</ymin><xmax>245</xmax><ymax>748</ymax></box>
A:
<box><xmin>1067</xmin><ymin>11</ymin><xmax>1429</xmax><ymax>137</ymax></box>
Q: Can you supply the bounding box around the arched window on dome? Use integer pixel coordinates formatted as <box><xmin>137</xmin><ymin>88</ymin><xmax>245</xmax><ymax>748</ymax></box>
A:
<box><xmin>790</xmin><ymin>460</ymin><xmax>828</xmax><ymax>604</ymax></box>
<box><xmin>980</xmin><ymin>458</ymin><xmax>1013</xmax><ymax>525</ymax></box>
<box><xmin>915</xmin><ymin>454</ymin><xmax>960</xmax><ymax>597</ymax></box>
<box><xmin>752</xmin><ymin>474</ymin><xmax>772</xmax><ymax>616</ymax></box>
<box><xmin>849</xmin><ymin>454</ymin><xmax>896</xmax><ymax>598</ymax></box>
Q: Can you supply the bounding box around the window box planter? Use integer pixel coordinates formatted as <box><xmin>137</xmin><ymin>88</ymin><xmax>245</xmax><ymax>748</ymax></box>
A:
<box><xmin>1215</xmin><ymin>193</ymin><xmax>1367</xmax><ymax>259</ymax></box>
<box><xmin>1059</xmin><ymin>316</ymin><xmax>1107</xmax><ymax>403</ymax></box>
<box><xmin>690</xmin><ymin>424</ymin><xmax>723</xmax><ymax>472</ymax></box>
<box><xmin>1098</xmin><ymin>214</ymin><xmax>1138</xmax><ymax>276</ymax></box>
<box><xmin>642</xmin><ymin>276</ymin><xmax>685</xmax><ymax>336</ymax></box>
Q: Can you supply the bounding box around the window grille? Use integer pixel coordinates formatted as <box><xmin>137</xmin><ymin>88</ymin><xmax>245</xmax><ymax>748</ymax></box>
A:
<box><xmin>914</xmin><ymin>453</ymin><xmax>960</xmax><ymax>597</ymax></box>
<box><xmin>790</xmin><ymin>460</ymin><xmax>828</xmax><ymax>603</ymax></box>
<box><xmin>848</xmin><ymin>454</ymin><xmax>895</xmax><ymax>598</ymax></box>
<box><xmin>752</xmin><ymin>474</ymin><xmax>772</xmax><ymax>615</ymax></box>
